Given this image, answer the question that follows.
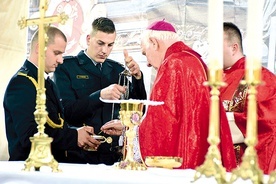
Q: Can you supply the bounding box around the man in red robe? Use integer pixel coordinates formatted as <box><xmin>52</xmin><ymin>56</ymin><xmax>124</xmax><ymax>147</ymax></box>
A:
<box><xmin>221</xmin><ymin>22</ymin><xmax>276</xmax><ymax>174</ymax></box>
<box><xmin>102</xmin><ymin>20</ymin><xmax>236</xmax><ymax>171</ymax></box>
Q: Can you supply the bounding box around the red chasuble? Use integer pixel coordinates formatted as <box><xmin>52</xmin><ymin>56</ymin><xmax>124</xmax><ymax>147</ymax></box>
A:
<box><xmin>220</xmin><ymin>57</ymin><xmax>276</xmax><ymax>174</ymax></box>
<box><xmin>139</xmin><ymin>42</ymin><xmax>236</xmax><ymax>171</ymax></box>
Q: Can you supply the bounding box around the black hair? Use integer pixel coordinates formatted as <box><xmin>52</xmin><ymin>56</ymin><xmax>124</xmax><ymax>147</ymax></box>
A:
<box><xmin>223</xmin><ymin>22</ymin><xmax>243</xmax><ymax>52</ymax></box>
<box><xmin>91</xmin><ymin>17</ymin><xmax>116</xmax><ymax>35</ymax></box>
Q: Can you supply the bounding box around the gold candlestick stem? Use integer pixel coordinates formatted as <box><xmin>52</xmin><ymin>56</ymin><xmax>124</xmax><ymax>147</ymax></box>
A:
<box><xmin>268</xmin><ymin>171</ymin><xmax>276</xmax><ymax>184</ymax></box>
<box><xmin>229</xmin><ymin>69</ymin><xmax>263</xmax><ymax>184</ymax></box>
<box><xmin>18</xmin><ymin>0</ymin><xmax>68</xmax><ymax>172</ymax></box>
<box><xmin>194</xmin><ymin>69</ymin><xmax>226</xmax><ymax>184</ymax></box>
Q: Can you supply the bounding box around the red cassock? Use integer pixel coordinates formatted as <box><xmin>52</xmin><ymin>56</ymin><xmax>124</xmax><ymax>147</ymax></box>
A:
<box><xmin>139</xmin><ymin>41</ymin><xmax>236</xmax><ymax>171</ymax></box>
<box><xmin>220</xmin><ymin>57</ymin><xmax>276</xmax><ymax>174</ymax></box>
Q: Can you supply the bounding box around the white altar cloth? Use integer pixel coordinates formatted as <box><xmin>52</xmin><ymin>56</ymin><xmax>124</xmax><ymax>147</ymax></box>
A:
<box><xmin>0</xmin><ymin>161</ymin><xmax>269</xmax><ymax>184</ymax></box>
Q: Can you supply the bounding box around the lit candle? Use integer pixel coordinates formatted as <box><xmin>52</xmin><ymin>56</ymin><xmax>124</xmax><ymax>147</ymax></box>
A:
<box><xmin>246</xmin><ymin>1</ymin><xmax>263</xmax><ymax>80</ymax></box>
<box><xmin>208</xmin><ymin>0</ymin><xmax>223</xmax><ymax>71</ymax></box>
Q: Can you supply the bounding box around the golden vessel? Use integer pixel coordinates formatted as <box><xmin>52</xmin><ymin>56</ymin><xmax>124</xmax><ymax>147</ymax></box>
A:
<box><xmin>145</xmin><ymin>156</ymin><xmax>182</xmax><ymax>169</ymax></box>
<box><xmin>116</xmin><ymin>101</ymin><xmax>147</xmax><ymax>170</ymax></box>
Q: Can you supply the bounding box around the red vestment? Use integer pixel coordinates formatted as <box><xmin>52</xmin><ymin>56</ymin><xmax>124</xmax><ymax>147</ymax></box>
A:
<box><xmin>139</xmin><ymin>41</ymin><xmax>236</xmax><ymax>171</ymax></box>
<box><xmin>220</xmin><ymin>57</ymin><xmax>276</xmax><ymax>174</ymax></box>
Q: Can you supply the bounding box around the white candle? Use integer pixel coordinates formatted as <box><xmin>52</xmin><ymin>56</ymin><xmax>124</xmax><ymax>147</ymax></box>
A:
<box><xmin>267</xmin><ymin>17</ymin><xmax>276</xmax><ymax>73</ymax></box>
<box><xmin>208</xmin><ymin>0</ymin><xmax>223</xmax><ymax>70</ymax></box>
<box><xmin>246</xmin><ymin>1</ymin><xmax>263</xmax><ymax>72</ymax></box>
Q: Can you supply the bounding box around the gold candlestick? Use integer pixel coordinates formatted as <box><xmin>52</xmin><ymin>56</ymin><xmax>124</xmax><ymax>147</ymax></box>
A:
<box><xmin>229</xmin><ymin>69</ymin><xmax>263</xmax><ymax>184</ymax></box>
<box><xmin>18</xmin><ymin>0</ymin><xmax>68</xmax><ymax>172</ymax></box>
<box><xmin>194</xmin><ymin>69</ymin><xmax>227</xmax><ymax>184</ymax></box>
<box><xmin>116</xmin><ymin>102</ymin><xmax>147</xmax><ymax>170</ymax></box>
<box><xmin>229</xmin><ymin>0</ymin><xmax>264</xmax><ymax>182</ymax></box>
<box><xmin>268</xmin><ymin>171</ymin><xmax>276</xmax><ymax>184</ymax></box>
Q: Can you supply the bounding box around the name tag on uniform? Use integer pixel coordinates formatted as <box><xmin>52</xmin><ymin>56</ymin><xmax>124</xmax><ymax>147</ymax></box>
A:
<box><xmin>76</xmin><ymin>75</ymin><xmax>89</xmax><ymax>79</ymax></box>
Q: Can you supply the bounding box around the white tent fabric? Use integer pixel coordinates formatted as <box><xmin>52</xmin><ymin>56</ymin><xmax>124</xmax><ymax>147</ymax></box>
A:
<box><xmin>0</xmin><ymin>0</ymin><xmax>28</xmax><ymax>160</ymax></box>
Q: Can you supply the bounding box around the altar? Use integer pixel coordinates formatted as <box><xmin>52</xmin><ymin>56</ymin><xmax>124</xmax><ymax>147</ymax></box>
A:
<box><xmin>0</xmin><ymin>161</ymin><xmax>193</xmax><ymax>184</ymax></box>
<box><xmin>0</xmin><ymin>161</ymin><xmax>270</xmax><ymax>184</ymax></box>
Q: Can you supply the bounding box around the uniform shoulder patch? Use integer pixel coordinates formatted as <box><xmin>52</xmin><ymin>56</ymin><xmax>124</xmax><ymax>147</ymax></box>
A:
<box><xmin>17</xmin><ymin>67</ymin><xmax>30</xmax><ymax>76</ymax></box>
<box><xmin>63</xmin><ymin>55</ymin><xmax>76</xmax><ymax>60</ymax></box>
<box><xmin>107</xmin><ymin>58</ymin><xmax>124</xmax><ymax>67</ymax></box>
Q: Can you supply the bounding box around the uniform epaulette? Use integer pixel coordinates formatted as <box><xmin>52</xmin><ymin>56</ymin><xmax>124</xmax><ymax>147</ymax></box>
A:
<box><xmin>17</xmin><ymin>67</ymin><xmax>30</xmax><ymax>76</ymax></box>
<box><xmin>107</xmin><ymin>58</ymin><xmax>124</xmax><ymax>67</ymax></box>
<box><xmin>17</xmin><ymin>71</ymin><xmax>27</xmax><ymax>76</ymax></box>
<box><xmin>63</xmin><ymin>55</ymin><xmax>76</xmax><ymax>60</ymax></box>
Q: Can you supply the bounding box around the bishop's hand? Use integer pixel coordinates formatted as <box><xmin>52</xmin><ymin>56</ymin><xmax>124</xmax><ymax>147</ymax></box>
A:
<box><xmin>124</xmin><ymin>49</ymin><xmax>142</xmax><ymax>80</ymax></box>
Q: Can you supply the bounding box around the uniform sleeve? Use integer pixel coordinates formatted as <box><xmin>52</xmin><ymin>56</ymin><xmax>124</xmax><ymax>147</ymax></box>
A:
<box><xmin>4</xmin><ymin>75</ymin><xmax>79</xmax><ymax>152</ymax></box>
<box><xmin>4</xmin><ymin>76</ymin><xmax>39</xmax><ymax>148</ymax></box>
<box><xmin>46</xmin><ymin>123</ymin><xmax>78</xmax><ymax>151</ymax></box>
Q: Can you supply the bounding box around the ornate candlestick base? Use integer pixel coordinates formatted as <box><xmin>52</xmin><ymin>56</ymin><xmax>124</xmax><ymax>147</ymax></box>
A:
<box><xmin>194</xmin><ymin>144</ymin><xmax>226</xmax><ymax>183</ymax></box>
<box><xmin>268</xmin><ymin>171</ymin><xmax>276</xmax><ymax>184</ymax></box>
<box><xmin>229</xmin><ymin>145</ymin><xmax>263</xmax><ymax>184</ymax></box>
<box><xmin>23</xmin><ymin>136</ymin><xmax>60</xmax><ymax>172</ymax></box>
<box><xmin>229</xmin><ymin>83</ymin><xmax>263</xmax><ymax>184</ymax></box>
<box><xmin>22</xmin><ymin>89</ymin><xmax>61</xmax><ymax>172</ymax></box>
<box><xmin>194</xmin><ymin>74</ymin><xmax>227</xmax><ymax>184</ymax></box>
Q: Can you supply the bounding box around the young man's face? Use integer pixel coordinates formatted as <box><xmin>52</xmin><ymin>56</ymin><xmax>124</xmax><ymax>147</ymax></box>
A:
<box><xmin>45</xmin><ymin>35</ymin><xmax>66</xmax><ymax>73</ymax></box>
<box><xmin>223</xmin><ymin>32</ymin><xmax>234</xmax><ymax>69</ymax></box>
<box><xmin>86</xmin><ymin>31</ymin><xmax>116</xmax><ymax>63</ymax></box>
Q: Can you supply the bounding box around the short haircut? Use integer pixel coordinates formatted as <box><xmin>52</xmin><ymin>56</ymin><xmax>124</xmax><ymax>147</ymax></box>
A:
<box><xmin>223</xmin><ymin>22</ymin><xmax>243</xmax><ymax>52</ymax></box>
<box><xmin>31</xmin><ymin>26</ymin><xmax>67</xmax><ymax>49</ymax></box>
<box><xmin>90</xmin><ymin>17</ymin><xmax>116</xmax><ymax>36</ymax></box>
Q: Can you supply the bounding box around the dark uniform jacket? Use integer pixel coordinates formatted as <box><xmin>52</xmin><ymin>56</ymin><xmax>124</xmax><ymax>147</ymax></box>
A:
<box><xmin>3</xmin><ymin>60</ymin><xmax>79</xmax><ymax>162</ymax></box>
<box><xmin>54</xmin><ymin>50</ymin><xmax>147</xmax><ymax>164</ymax></box>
